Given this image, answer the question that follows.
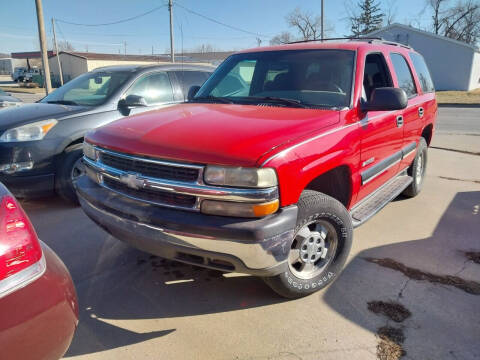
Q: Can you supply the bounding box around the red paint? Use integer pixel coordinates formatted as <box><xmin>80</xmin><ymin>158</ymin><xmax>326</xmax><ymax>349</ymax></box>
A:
<box><xmin>86</xmin><ymin>41</ymin><xmax>437</xmax><ymax>210</ymax></box>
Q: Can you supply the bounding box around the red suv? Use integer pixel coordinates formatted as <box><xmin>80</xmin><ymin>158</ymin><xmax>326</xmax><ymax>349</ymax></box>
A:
<box><xmin>76</xmin><ymin>40</ymin><xmax>436</xmax><ymax>298</ymax></box>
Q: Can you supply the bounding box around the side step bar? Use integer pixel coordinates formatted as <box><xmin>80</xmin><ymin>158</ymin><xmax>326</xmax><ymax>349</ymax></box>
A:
<box><xmin>350</xmin><ymin>174</ymin><xmax>413</xmax><ymax>228</ymax></box>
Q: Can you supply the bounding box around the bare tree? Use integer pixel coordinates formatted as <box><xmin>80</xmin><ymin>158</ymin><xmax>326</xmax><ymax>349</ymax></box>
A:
<box><xmin>425</xmin><ymin>0</ymin><xmax>480</xmax><ymax>45</ymax></box>
<box><xmin>384</xmin><ymin>0</ymin><xmax>398</xmax><ymax>25</ymax></box>
<box><xmin>270</xmin><ymin>32</ymin><xmax>294</xmax><ymax>45</ymax></box>
<box><xmin>57</xmin><ymin>40</ymin><xmax>74</xmax><ymax>52</ymax></box>
<box><xmin>286</xmin><ymin>7</ymin><xmax>334</xmax><ymax>40</ymax></box>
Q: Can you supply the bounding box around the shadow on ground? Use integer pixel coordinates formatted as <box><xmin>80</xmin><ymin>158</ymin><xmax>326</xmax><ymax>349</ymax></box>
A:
<box><xmin>21</xmin><ymin>197</ymin><xmax>285</xmax><ymax>357</ymax></box>
<box><xmin>324</xmin><ymin>191</ymin><xmax>480</xmax><ymax>360</ymax></box>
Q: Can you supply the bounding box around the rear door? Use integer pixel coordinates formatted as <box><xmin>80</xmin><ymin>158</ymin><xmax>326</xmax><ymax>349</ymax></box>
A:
<box><xmin>357</xmin><ymin>52</ymin><xmax>404</xmax><ymax>202</ymax></box>
<box><xmin>389</xmin><ymin>52</ymin><xmax>424</xmax><ymax>169</ymax></box>
<box><xmin>171</xmin><ymin>70</ymin><xmax>211</xmax><ymax>100</ymax></box>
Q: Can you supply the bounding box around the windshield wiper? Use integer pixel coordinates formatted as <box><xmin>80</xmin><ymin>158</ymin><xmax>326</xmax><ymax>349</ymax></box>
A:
<box><xmin>46</xmin><ymin>100</ymin><xmax>80</xmax><ymax>106</ymax></box>
<box><xmin>190</xmin><ymin>96</ymin><xmax>234</xmax><ymax>104</ymax></box>
<box><xmin>246</xmin><ymin>96</ymin><xmax>309</xmax><ymax>108</ymax></box>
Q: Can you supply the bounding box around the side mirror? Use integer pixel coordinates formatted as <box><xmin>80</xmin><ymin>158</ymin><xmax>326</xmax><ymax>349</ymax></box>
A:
<box><xmin>362</xmin><ymin>87</ymin><xmax>408</xmax><ymax>112</ymax></box>
<box><xmin>187</xmin><ymin>85</ymin><xmax>200</xmax><ymax>101</ymax></box>
<box><xmin>119</xmin><ymin>95</ymin><xmax>148</xmax><ymax>109</ymax></box>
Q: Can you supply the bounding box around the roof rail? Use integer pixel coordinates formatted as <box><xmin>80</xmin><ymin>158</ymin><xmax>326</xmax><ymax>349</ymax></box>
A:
<box><xmin>286</xmin><ymin>37</ymin><xmax>413</xmax><ymax>49</ymax></box>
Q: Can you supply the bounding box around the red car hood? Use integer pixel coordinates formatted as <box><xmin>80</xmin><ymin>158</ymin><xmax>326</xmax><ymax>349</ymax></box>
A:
<box><xmin>87</xmin><ymin>103</ymin><xmax>340</xmax><ymax>166</ymax></box>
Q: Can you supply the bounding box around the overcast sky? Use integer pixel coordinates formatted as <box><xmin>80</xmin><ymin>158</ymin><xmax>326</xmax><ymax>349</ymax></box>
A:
<box><xmin>0</xmin><ymin>0</ymin><xmax>431</xmax><ymax>55</ymax></box>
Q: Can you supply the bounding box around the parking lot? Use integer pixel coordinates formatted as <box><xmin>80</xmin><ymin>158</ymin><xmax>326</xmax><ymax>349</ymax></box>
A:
<box><xmin>17</xmin><ymin>106</ymin><xmax>480</xmax><ymax>360</ymax></box>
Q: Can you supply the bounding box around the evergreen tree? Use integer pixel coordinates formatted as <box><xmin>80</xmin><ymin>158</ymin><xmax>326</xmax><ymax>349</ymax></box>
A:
<box><xmin>350</xmin><ymin>0</ymin><xmax>385</xmax><ymax>37</ymax></box>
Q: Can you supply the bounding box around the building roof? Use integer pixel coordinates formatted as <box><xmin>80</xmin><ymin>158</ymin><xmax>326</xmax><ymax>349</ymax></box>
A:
<box><xmin>57</xmin><ymin>51</ymin><xmax>171</xmax><ymax>62</ymax></box>
<box><xmin>368</xmin><ymin>23</ymin><xmax>480</xmax><ymax>52</ymax></box>
<box><xmin>11</xmin><ymin>51</ymin><xmax>56</xmax><ymax>59</ymax></box>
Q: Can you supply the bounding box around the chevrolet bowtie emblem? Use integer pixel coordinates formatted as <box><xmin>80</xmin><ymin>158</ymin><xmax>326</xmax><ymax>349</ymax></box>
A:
<box><xmin>119</xmin><ymin>173</ymin><xmax>145</xmax><ymax>190</ymax></box>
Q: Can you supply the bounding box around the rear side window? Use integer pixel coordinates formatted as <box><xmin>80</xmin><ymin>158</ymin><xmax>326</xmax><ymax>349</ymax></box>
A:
<box><xmin>174</xmin><ymin>71</ymin><xmax>210</xmax><ymax>98</ymax></box>
<box><xmin>390</xmin><ymin>53</ymin><xmax>417</xmax><ymax>98</ymax></box>
<box><xmin>409</xmin><ymin>53</ymin><xmax>435</xmax><ymax>93</ymax></box>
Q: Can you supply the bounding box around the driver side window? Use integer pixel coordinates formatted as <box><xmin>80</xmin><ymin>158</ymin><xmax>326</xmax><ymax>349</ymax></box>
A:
<box><xmin>126</xmin><ymin>72</ymin><xmax>173</xmax><ymax>105</ymax></box>
<box><xmin>363</xmin><ymin>53</ymin><xmax>393</xmax><ymax>102</ymax></box>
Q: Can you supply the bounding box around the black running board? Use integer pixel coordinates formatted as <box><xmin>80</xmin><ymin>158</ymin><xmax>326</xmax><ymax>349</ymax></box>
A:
<box><xmin>350</xmin><ymin>174</ymin><xmax>413</xmax><ymax>228</ymax></box>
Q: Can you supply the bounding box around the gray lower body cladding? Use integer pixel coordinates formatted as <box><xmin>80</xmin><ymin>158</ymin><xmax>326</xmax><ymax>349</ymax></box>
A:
<box><xmin>76</xmin><ymin>176</ymin><xmax>298</xmax><ymax>276</ymax></box>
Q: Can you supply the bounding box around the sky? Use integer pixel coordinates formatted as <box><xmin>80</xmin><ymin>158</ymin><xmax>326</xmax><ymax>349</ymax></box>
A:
<box><xmin>0</xmin><ymin>0</ymin><xmax>433</xmax><ymax>55</ymax></box>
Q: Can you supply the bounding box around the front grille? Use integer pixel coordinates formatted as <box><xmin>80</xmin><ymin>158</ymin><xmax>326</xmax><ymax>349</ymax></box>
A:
<box><xmin>100</xmin><ymin>152</ymin><xmax>200</xmax><ymax>182</ymax></box>
<box><xmin>103</xmin><ymin>177</ymin><xmax>197</xmax><ymax>208</ymax></box>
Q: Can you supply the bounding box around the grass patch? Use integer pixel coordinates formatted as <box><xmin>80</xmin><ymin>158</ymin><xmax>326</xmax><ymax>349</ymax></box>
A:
<box><xmin>0</xmin><ymin>86</ymin><xmax>54</xmax><ymax>94</ymax></box>
<box><xmin>436</xmin><ymin>88</ymin><xmax>480</xmax><ymax>104</ymax></box>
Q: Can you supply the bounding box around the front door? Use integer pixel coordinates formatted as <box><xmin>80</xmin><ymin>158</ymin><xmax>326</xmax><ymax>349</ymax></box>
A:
<box><xmin>358</xmin><ymin>52</ymin><xmax>404</xmax><ymax>202</ymax></box>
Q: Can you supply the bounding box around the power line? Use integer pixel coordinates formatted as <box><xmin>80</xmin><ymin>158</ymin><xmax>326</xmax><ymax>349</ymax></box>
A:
<box><xmin>56</xmin><ymin>4</ymin><xmax>167</xmax><ymax>27</ymax></box>
<box><xmin>175</xmin><ymin>2</ymin><xmax>269</xmax><ymax>38</ymax></box>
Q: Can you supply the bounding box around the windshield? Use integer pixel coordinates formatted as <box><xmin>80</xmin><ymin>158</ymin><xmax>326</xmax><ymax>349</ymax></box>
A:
<box><xmin>194</xmin><ymin>49</ymin><xmax>355</xmax><ymax>109</ymax></box>
<box><xmin>40</xmin><ymin>70</ymin><xmax>132</xmax><ymax>106</ymax></box>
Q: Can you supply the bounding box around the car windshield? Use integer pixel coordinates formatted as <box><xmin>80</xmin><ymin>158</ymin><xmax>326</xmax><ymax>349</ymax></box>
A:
<box><xmin>194</xmin><ymin>49</ymin><xmax>355</xmax><ymax>109</ymax></box>
<box><xmin>40</xmin><ymin>70</ymin><xmax>132</xmax><ymax>106</ymax></box>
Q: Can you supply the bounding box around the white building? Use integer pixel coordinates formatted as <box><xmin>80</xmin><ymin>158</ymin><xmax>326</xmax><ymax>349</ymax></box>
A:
<box><xmin>368</xmin><ymin>23</ymin><xmax>480</xmax><ymax>91</ymax></box>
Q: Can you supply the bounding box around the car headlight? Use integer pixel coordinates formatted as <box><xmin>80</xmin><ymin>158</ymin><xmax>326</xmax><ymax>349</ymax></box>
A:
<box><xmin>83</xmin><ymin>141</ymin><xmax>97</xmax><ymax>160</ymax></box>
<box><xmin>0</xmin><ymin>119</ymin><xmax>57</xmax><ymax>142</ymax></box>
<box><xmin>204</xmin><ymin>166</ymin><xmax>277</xmax><ymax>188</ymax></box>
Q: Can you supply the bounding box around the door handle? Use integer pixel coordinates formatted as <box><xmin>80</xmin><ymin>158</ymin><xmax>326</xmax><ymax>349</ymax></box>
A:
<box><xmin>418</xmin><ymin>107</ymin><xmax>424</xmax><ymax>118</ymax></box>
<box><xmin>396</xmin><ymin>115</ymin><xmax>404</xmax><ymax>128</ymax></box>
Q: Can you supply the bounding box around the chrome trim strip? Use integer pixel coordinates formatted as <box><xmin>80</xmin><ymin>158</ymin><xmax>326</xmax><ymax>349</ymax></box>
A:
<box><xmin>84</xmin><ymin>157</ymin><xmax>278</xmax><ymax>210</ymax></box>
<box><xmin>260</xmin><ymin>122</ymin><xmax>358</xmax><ymax>167</ymax></box>
<box><xmin>362</xmin><ymin>158</ymin><xmax>401</xmax><ymax>185</ymax></box>
<box><xmin>0</xmin><ymin>253</ymin><xmax>46</xmax><ymax>299</ymax></box>
<box><xmin>402</xmin><ymin>148</ymin><xmax>416</xmax><ymax>159</ymax></box>
<box><xmin>352</xmin><ymin>165</ymin><xmax>410</xmax><ymax>213</ymax></box>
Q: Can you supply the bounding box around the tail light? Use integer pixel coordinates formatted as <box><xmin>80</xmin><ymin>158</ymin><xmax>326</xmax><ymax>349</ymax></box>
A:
<box><xmin>0</xmin><ymin>194</ymin><xmax>45</xmax><ymax>298</ymax></box>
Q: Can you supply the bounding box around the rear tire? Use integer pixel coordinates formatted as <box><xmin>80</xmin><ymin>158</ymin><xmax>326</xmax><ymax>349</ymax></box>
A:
<box><xmin>55</xmin><ymin>144</ymin><xmax>85</xmax><ymax>204</ymax></box>
<box><xmin>263</xmin><ymin>190</ymin><xmax>353</xmax><ymax>299</ymax></box>
<box><xmin>403</xmin><ymin>137</ymin><xmax>427</xmax><ymax>198</ymax></box>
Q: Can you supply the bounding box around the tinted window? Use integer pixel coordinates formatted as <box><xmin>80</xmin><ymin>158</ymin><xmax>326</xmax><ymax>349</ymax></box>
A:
<box><xmin>197</xmin><ymin>50</ymin><xmax>355</xmax><ymax>108</ymax></box>
<box><xmin>126</xmin><ymin>72</ymin><xmax>173</xmax><ymax>105</ymax></box>
<box><xmin>174</xmin><ymin>71</ymin><xmax>210</xmax><ymax>97</ymax></box>
<box><xmin>41</xmin><ymin>70</ymin><xmax>131</xmax><ymax>106</ymax></box>
<box><xmin>390</xmin><ymin>53</ymin><xmax>417</xmax><ymax>98</ymax></box>
<box><xmin>410</xmin><ymin>53</ymin><xmax>435</xmax><ymax>93</ymax></box>
<box><xmin>363</xmin><ymin>53</ymin><xmax>393</xmax><ymax>101</ymax></box>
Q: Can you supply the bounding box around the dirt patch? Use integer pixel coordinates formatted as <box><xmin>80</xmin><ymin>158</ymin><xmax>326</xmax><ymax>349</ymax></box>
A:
<box><xmin>365</xmin><ymin>258</ymin><xmax>480</xmax><ymax>295</ymax></box>
<box><xmin>376</xmin><ymin>326</ymin><xmax>406</xmax><ymax>360</ymax></box>
<box><xmin>465</xmin><ymin>252</ymin><xmax>480</xmax><ymax>264</ymax></box>
<box><xmin>368</xmin><ymin>301</ymin><xmax>411</xmax><ymax>323</ymax></box>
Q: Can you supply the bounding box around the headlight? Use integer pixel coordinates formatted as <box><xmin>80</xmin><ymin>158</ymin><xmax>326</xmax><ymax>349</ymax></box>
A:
<box><xmin>204</xmin><ymin>166</ymin><xmax>277</xmax><ymax>188</ymax></box>
<box><xmin>83</xmin><ymin>141</ymin><xmax>97</xmax><ymax>160</ymax></box>
<box><xmin>0</xmin><ymin>119</ymin><xmax>57</xmax><ymax>142</ymax></box>
<box><xmin>201</xmin><ymin>199</ymin><xmax>279</xmax><ymax>218</ymax></box>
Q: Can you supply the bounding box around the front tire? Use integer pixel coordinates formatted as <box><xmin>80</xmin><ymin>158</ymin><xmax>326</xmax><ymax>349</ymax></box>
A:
<box><xmin>263</xmin><ymin>190</ymin><xmax>353</xmax><ymax>299</ymax></box>
<box><xmin>55</xmin><ymin>144</ymin><xmax>85</xmax><ymax>204</ymax></box>
<box><xmin>403</xmin><ymin>137</ymin><xmax>427</xmax><ymax>198</ymax></box>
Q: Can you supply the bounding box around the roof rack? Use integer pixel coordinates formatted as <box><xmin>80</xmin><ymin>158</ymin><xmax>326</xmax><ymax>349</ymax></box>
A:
<box><xmin>287</xmin><ymin>37</ymin><xmax>412</xmax><ymax>49</ymax></box>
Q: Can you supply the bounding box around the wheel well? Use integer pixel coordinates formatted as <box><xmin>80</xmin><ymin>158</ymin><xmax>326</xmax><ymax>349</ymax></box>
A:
<box><xmin>65</xmin><ymin>137</ymin><xmax>84</xmax><ymax>151</ymax></box>
<box><xmin>421</xmin><ymin>124</ymin><xmax>433</xmax><ymax>146</ymax></box>
<box><xmin>305</xmin><ymin>166</ymin><xmax>352</xmax><ymax>208</ymax></box>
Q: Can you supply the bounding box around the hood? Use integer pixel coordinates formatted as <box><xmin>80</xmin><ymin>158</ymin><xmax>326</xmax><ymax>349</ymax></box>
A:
<box><xmin>0</xmin><ymin>103</ymin><xmax>90</xmax><ymax>131</ymax></box>
<box><xmin>87</xmin><ymin>103</ymin><xmax>340</xmax><ymax>167</ymax></box>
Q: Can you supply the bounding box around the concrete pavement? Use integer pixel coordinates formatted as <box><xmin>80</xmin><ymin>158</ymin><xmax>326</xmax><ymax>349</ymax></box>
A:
<box><xmin>17</xmin><ymin>108</ymin><xmax>480</xmax><ymax>360</ymax></box>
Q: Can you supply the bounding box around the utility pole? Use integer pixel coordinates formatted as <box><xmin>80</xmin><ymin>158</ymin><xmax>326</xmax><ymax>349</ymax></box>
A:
<box><xmin>51</xmin><ymin>18</ymin><xmax>63</xmax><ymax>86</ymax></box>
<box><xmin>168</xmin><ymin>0</ymin><xmax>174</xmax><ymax>62</ymax></box>
<box><xmin>35</xmin><ymin>0</ymin><xmax>52</xmax><ymax>94</ymax></box>
<box><xmin>321</xmin><ymin>0</ymin><xmax>324</xmax><ymax>40</ymax></box>
<box><xmin>123</xmin><ymin>41</ymin><xmax>127</xmax><ymax>55</ymax></box>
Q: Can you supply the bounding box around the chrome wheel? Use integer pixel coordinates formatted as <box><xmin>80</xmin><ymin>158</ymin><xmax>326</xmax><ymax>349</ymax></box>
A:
<box><xmin>288</xmin><ymin>220</ymin><xmax>338</xmax><ymax>280</ymax></box>
<box><xmin>71</xmin><ymin>157</ymin><xmax>85</xmax><ymax>183</ymax></box>
<box><xmin>415</xmin><ymin>151</ymin><xmax>424</xmax><ymax>185</ymax></box>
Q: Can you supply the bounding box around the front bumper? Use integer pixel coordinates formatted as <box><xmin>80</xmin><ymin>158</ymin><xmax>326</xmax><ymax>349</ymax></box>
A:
<box><xmin>0</xmin><ymin>140</ymin><xmax>60</xmax><ymax>197</ymax></box>
<box><xmin>76</xmin><ymin>175</ymin><xmax>298</xmax><ymax>276</ymax></box>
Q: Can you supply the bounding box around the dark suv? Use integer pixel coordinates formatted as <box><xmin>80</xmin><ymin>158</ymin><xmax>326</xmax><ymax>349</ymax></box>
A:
<box><xmin>0</xmin><ymin>64</ymin><xmax>213</xmax><ymax>202</ymax></box>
